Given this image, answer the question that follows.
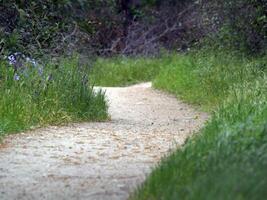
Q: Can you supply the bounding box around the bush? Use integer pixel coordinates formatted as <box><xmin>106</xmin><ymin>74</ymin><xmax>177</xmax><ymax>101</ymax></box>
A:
<box><xmin>204</xmin><ymin>0</ymin><xmax>267</xmax><ymax>54</ymax></box>
<box><xmin>0</xmin><ymin>0</ymin><xmax>118</xmax><ymax>56</ymax></box>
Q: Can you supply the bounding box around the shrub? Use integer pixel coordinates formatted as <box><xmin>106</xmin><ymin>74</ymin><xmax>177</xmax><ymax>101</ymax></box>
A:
<box><xmin>203</xmin><ymin>0</ymin><xmax>267</xmax><ymax>54</ymax></box>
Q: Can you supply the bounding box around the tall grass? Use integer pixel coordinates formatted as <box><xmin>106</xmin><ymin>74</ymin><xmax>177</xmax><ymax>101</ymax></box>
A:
<box><xmin>89</xmin><ymin>56</ymin><xmax>164</xmax><ymax>86</ymax></box>
<box><xmin>130</xmin><ymin>51</ymin><xmax>267</xmax><ymax>200</ymax></box>
<box><xmin>88</xmin><ymin>50</ymin><xmax>267</xmax><ymax>199</ymax></box>
<box><xmin>0</xmin><ymin>57</ymin><xmax>108</xmax><ymax>139</ymax></box>
<box><xmin>132</xmin><ymin>79</ymin><xmax>267</xmax><ymax>200</ymax></box>
<box><xmin>154</xmin><ymin>51</ymin><xmax>266</xmax><ymax>110</ymax></box>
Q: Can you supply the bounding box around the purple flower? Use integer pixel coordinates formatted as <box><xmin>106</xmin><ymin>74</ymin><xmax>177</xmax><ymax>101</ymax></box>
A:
<box><xmin>6</xmin><ymin>52</ymin><xmax>45</xmax><ymax>81</ymax></box>
<box><xmin>31</xmin><ymin>60</ymin><xmax>37</xmax><ymax>67</ymax></box>
<box><xmin>8</xmin><ymin>55</ymin><xmax>16</xmax><ymax>65</ymax></box>
<box><xmin>14</xmin><ymin>73</ymin><xmax>20</xmax><ymax>81</ymax></box>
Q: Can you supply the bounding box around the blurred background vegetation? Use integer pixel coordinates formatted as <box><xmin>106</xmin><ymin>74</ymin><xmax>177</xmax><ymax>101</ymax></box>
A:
<box><xmin>0</xmin><ymin>0</ymin><xmax>266</xmax><ymax>59</ymax></box>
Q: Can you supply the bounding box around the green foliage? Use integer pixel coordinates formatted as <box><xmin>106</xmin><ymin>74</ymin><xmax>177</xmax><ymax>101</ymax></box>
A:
<box><xmin>209</xmin><ymin>0</ymin><xmax>267</xmax><ymax>54</ymax></box>
<box><xmin>130</xmin><ymin>50</ymin><xmax>267</xmax><ymax>200</ymax></box>
<box><xmin>1</xmin><ymin>0</ymin><xmax>265</xmax><ymax>57</ymax></box>
<box><xmin>0</xmin><ymin>0</ymin><xmax>118</xmax><ymax>56</ymax></box>
<box><xmin>154</xmin><ymin>51</ymin><xmax>266</xmax><ymax>110</ymax></box>
<box><xmin>89</xmin><ymin>56</ymin><xmax>163</xmax><ymax>86</ymax></box>
<box><xmin>0</xmin><ymin>57</ymin><xmax>108</xmax><ymax>139</ymax></box>
<box><xmin>92</xmin><ymin>50</ymin><xmax>266</xmax><ymax>108</ymax></box>
<box><xmin>89</xmin><ymin>49</ymin><xmax>267</xmax><ymax>200</ymax></box>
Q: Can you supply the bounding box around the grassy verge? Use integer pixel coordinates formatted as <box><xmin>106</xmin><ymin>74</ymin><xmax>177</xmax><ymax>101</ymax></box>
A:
<box><xmin>130</xmin><ymin>51</ymin><xmax>267</xmax><ymax>199</ymax></box>
<box><xmin>0</xmin><ymin>57</ymin><xmax>108</xmax><ymax>139</ymax></box>
<box><xmin>154</xmin><ymin>51</ymin><xmax>266</xmax><ymax>111</ymax></box>
<box><xmin>89</xmin><ymin>56</ymin><xmax>163</xmax><ymax>86</ymax></box>
<box><xmin>89</xmin><ymin>50</ymin><xmax>267</xmax><ymax>199</ymax></box>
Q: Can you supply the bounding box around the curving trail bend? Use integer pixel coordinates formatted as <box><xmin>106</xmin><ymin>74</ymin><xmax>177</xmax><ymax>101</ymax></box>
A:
<box><xmin>0</xmin><ymin>83</ymin><xmax>208</xmax><ymax>200</ymax></box>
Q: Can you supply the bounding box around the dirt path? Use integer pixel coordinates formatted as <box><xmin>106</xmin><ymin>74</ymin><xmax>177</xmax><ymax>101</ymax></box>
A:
<box><xmin>0</xmin><ymin>83</ymin><xmax>208</xmax><ymax>200</ymax></box>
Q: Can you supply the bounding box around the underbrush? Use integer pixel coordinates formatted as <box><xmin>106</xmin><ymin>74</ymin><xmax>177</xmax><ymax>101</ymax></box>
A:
<box><xmin>128</xmin><ymin>51</ymin><xmax>267</xmax><ymax>199</ymax></box>
<box><xmin>0</xmin><ymin>57</ymin><xmax>108</xmax><ymax>139</ymax></box>
<box><xmin>89</xmin><ymin>56</ymin><xmax>163</xmax><ymax>86</ymax></box>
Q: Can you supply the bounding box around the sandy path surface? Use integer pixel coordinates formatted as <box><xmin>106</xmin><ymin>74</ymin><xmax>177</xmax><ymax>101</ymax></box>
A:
<box><xmin>0</xmin><ymin>82</ymin><xmax>208</xmax><ymax>200</ymax></box>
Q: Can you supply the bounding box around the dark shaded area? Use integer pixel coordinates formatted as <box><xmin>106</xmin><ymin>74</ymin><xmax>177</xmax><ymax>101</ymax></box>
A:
<box><xmin>0</xmin><ymin>0</ymin><xmax>266</xmax><ymax>57</ymax></box>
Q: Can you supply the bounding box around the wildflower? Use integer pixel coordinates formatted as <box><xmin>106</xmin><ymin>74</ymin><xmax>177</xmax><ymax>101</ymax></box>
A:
<box><xmin>14</xmin><ymin>73</ymin><xmax>20</xmax><ymax>81</ymax></box>
<box><xmin>6</xmin><ymin>52</ymin><xmax>45</xmax><ymax>81</ymax></box>
<box><xmin>8</xmin><ymin>54</ymin><xmax>16</xmax><ymax>65</ymax></box>
<box><xmin>31</xmin><ymin>60</ymin><xmax>37</xmax><ymax>67</ymax></box>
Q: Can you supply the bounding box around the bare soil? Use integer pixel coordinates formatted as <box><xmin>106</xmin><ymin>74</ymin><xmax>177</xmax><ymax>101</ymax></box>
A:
<box><xmin>0</xmin><ymin>83</ymin><xmax>208</xmax><ymax>200</ymax></box>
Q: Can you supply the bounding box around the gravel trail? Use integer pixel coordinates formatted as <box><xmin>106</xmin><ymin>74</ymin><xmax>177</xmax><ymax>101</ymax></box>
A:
<box><xmin>0</xmin><ymin>82</ymin><xmax>208</xmax><ymax>200</ymax></box>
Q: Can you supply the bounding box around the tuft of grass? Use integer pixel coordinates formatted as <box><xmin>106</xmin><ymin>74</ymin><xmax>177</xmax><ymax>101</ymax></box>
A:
<box><xmin>130</xmin><ymin>51</ymin><xmax>267</xmax><ymax>200</ymax></box>
<box><xmin>154</xmin><ymin>51</ymin><xmax>266</xmax><ymax>111</ymax></box>
<box><xmin>0</xmin><ymin>57</ymin><xmax>108</xmax><ymax>139</ymax></box>
<box><xmin>89</xmin><ymin>56</ymin><xmax>164</xmax><ymax>86</ymax></box>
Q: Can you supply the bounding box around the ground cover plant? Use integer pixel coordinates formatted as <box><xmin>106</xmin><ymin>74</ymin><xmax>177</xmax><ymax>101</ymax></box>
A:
<box><xmin>89</xmin><ymin>56</ymin><xmax>163</xmax><ymax>86</ymax></box>
<box><xmin>88</xmin><ymin>48</ymin><xmax>267</xmax><ymax>199</ymax></box>
<box><xmin>0</xmin><ymin>55</ymin><xmax>108</xmax><ymax>139</ymax></box>
<box><xmin>129</xmin><ymin>50</ymin><xmax>267</xmax><ymax>200</ymax></box>
<box><xmin>154</xmin><ymin>50</ymin><xmax>267</xmax><ymax>110</ymax></box>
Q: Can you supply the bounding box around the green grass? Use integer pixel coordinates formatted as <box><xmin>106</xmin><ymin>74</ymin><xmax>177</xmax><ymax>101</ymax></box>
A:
<box><xmin>2</xmin><ymin>49</ymin><xmax>265</xmax><ymax>199</ymax></box>
<box><xmin>130</xmin><ymin>51</ymin><xmax>267</xmax><ymax>200</ymax></box>
<box><xmin>89</xmin><ymin>56</ymin><xmax>164</xmax><ymax>86</ymax></box>
<box><xmin>89</xmin><ymin>50</ymin><xmax>267</xmax><ymax>199</ymax></box>
<box><xmin>154</xmin><ymin>51</ymin><xmax>266</xmax><ymax>111</ymax></box>
<box><xmin>132</xmin><ymin>79</ymin><xmax>267</xmax><ymax>200</ymax></box>
<box><xmin>0</xmin><ymin>57</ymin><xmax>108</xmax><ymax>139</ymax></box>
